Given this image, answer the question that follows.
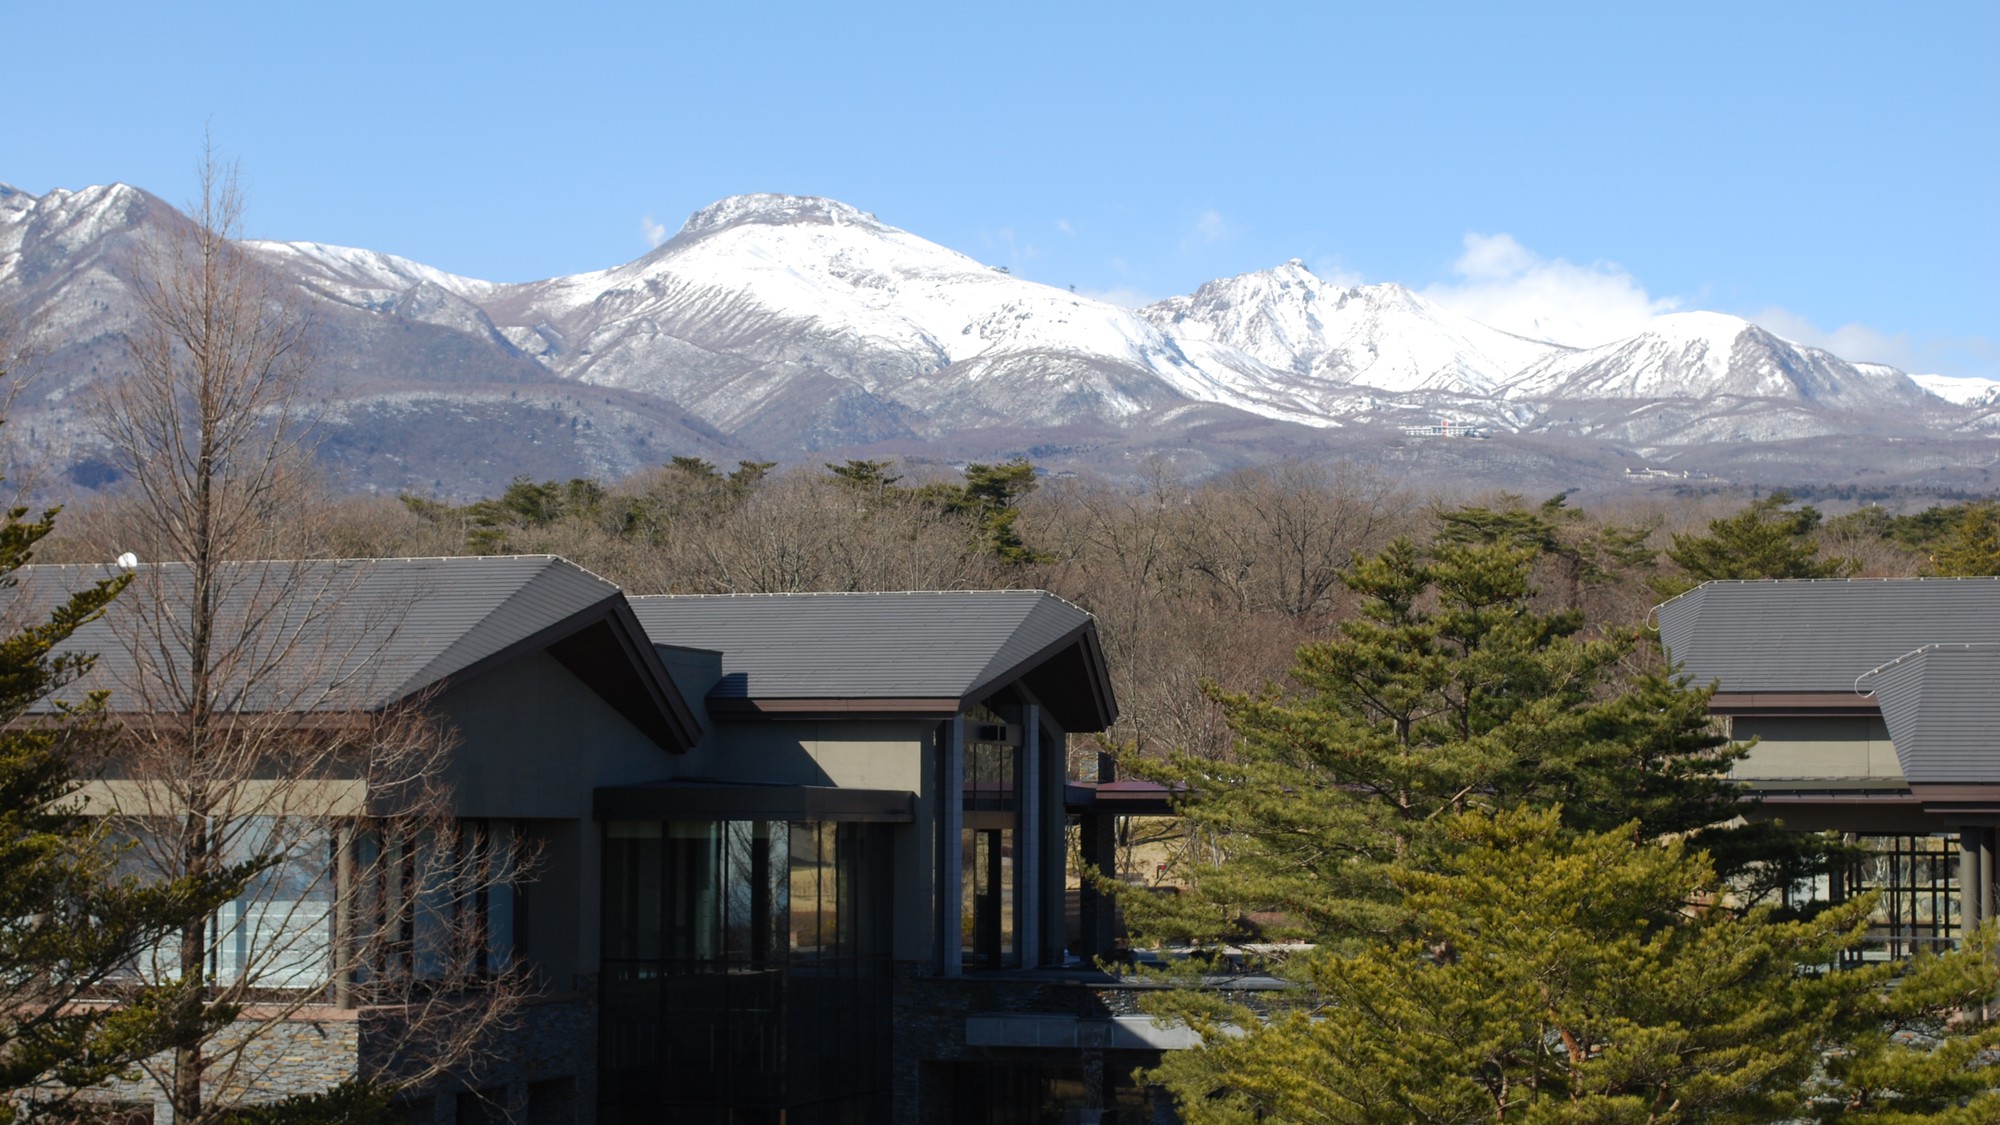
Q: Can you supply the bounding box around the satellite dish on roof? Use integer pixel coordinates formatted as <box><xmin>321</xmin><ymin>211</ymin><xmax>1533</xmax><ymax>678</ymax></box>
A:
<box><xmin>116</xmin><ymin>552</ymin><xmax>138</xmax><ymax>569</ymax></box>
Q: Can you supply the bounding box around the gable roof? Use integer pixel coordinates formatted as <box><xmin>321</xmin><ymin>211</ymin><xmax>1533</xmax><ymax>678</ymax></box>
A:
<box><xmin>1656</xmin><ymin>578</ymin><xmax>2000</xmax><ymax>694</ymax></box>
<box><xmin>17</xmin><ymin>556</ymin><xmax>699</xmax><ymax>750</ymax></box>
<box><xmin>627</xmin><ymin>590</ymin><xmax>1118</xmax><ymax>731</ymax></box>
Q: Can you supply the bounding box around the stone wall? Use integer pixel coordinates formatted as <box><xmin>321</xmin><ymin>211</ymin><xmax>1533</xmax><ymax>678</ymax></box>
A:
<box><xmin>78</xmin><ymin>994</ymin><xmax>594</xmax><ymax>1124</ymax></box>
<box><xmin>89</xmin><ymin>1008</ymin><xmax>362</xmax><ymax>1122</ymax></box>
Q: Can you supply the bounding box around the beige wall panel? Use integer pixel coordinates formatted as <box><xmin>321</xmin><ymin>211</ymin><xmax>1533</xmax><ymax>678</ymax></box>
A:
<box><xmin>1731</xmin><ymin>716</ymin><xmax>1904</xmax><ymax>782</ymax></box>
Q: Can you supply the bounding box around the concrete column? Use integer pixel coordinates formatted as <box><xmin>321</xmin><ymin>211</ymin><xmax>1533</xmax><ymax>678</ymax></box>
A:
<box><xmin>1077</xmin><ymin>809</ymin><xmax>1118</xmax><ymax>962</ymax></box>
<box><xmin>1980</xmin><ymin>828</ymin><xmax>1995</xmax><ymax>926</ymax></box>
<box><xmin>940</xmin><ymin>715</ymin><xmax>964</xmax><ymax>977</ymax></box>
<box><xmin>1021</xmin><ymin>705</ymin><xmax>1041</xmax><ymax>970</ymax></box>
<box><xmin>1962</xmin><ymin>828</ymin><xmax>1983</xmax><ymax>939</ymax></box>
<box><xmin>333</xmin><ymin>821</ymin><xmax>356</xmax><ymax>1008</ymax></box>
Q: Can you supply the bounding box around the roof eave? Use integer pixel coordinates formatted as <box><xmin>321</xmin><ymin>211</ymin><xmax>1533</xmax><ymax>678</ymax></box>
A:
<box><xmin>417</xmin><ymin>594</ymin><xmax>702</xmax><ymax>752</ymax></box>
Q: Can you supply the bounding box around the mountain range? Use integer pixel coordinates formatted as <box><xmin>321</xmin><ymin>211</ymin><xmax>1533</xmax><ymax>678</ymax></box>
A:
<box><xmin>2</xmin><ymin>182</ymin><xmax>1996</xmax><ymax>499</ymax></box>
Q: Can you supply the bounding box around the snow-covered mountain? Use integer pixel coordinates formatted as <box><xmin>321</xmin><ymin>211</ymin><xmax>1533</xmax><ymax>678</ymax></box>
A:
<box><xmin>1504</xmin><ymin>312</ymin><xmax>1926</xmax><ymax>407</ymax></box>
<box><xmin>0</xmin><ymin>181</ymin><xmax>1981</xmax><ymax>496</ymax></box>
<box><xmin>1911</xmin><ymin>372</ymin><xmax>2000</xmax><ymax>408</ymax></box>
<box><xmin>1144</xmin><ymin>259</ymin><xmax>1563</xmax><ymax>399</ymax></box>
<box><xmin>467</xmin><ymin>195</ymin><xmax>1350</xmax><ymax>445</ymax></box>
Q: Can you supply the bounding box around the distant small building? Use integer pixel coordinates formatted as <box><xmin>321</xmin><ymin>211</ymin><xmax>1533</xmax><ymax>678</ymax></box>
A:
<box><xmin>1400</xmin><ymin>419</ymin><xmax>1489</xmax><ymax>438</ymax></box>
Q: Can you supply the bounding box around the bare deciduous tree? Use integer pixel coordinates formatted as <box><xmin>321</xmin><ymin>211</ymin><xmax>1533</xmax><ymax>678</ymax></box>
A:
<box><xmin>86</xmin><ymin>145</ymin><xmax>528</xmax><ymax>1123</ymax></box>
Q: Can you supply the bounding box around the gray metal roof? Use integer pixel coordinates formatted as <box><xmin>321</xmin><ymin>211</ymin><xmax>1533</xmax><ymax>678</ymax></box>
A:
<box><xmin>1656</xmin><ymin>579</ymin><xmax>2000</xmax><ymax>694</ymax></box>
<box><xmin>627</xmin><ymin>590</ymin><xmax>1117</xmax><ymax>731</ymax></box>
<box><xmin>15</xmin><ymin>558</ymin><xmax>691</xmax><ymax>743</ymax></box>
<box><xmin>1868</xmin><ymin>645</ymin><xmax>2000</xmax><ymax>784</ymax></box>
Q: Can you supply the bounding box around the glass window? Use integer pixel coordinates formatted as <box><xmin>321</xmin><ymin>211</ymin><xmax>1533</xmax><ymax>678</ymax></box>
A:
<box><xmin>348</xmin><ymin>819</ymin><xmax>523</xmax><ymax>986</ymax></box>
<box><xmin>114</xmin><ymin>817</ymin><xmax>335</xmax><ymax>990</ymax></box>
<box><xmin>604</xmin><ymin>821</ymin><xmax>663</xmax><ymax>962</ymax></box>
<box><xmin>599</xmin><ymin>819</ymin><xmax>891</xmax><ymax>1118</ymax></box>
<box><xmin>960</xmin><ymin>704</ymin><xmax>1022</xmax><ymax>969</ymax></box>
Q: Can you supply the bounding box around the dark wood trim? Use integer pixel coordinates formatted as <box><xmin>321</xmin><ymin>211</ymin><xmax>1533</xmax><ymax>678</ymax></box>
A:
<box><xmin>705</xmin><ymin>696</ymin><xmax>962</xmax><ymax>719</ymax></box>
<box><xmin>1710</xmin><ymin>692</ymin><xmax>1881</xmax><ymax>716</ymax></box>
<box><xmin>963</xmin><ymin>621</ymin><xmax>1119</xmax><ymax>731</ymax></box>
<box><xmin>593</xmin><ymin>782</ymin><xmax>915</xmax><ymax>822</ymax></box>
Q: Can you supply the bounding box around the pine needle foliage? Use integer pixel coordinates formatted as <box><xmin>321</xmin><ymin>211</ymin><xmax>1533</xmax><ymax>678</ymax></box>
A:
<box><xmin>1653</xmin><ymin>493</ymin><xmax>1858</xmax><ymax>598</ymax></box>
<box><xmin>1122</xmin><ymin>533</ymin><xmax>1751</xmax><ymax>947</ymax></box>
<box><xmin>1922</xmin><ymin>503</ymin><xmax>2000</xmax><ymax>577</ymax></box>
<box><xmin>1150</xmin><ymin>808</ymin><xmax>2000</xmax><ymax>1125</ymax></box>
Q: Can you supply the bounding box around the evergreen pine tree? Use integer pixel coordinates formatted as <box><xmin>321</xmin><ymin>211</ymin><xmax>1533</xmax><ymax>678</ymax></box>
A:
<box><xmin>1149</xmin><ymin>808</ymin><xmax>2000</xmax><ymax>1124</ymax></box>
<box><xmin>1924</xmin><ymin>502</ymin><xmax>2000</xmax><ymax>577</ymax></box>
<box><xmin>1122</xmin><ymin>534</ymin><xmax>1755</xmax><ymax>947</ymax></box>
<box><xmin>1653</xmin><ymin>492</ymin><xmax>1857</xmax><ymax>598</ymax></box>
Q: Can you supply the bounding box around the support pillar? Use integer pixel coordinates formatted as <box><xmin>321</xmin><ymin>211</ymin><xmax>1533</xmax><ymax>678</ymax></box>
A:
<box><xmin>1077</xmin><ymin>809</ymin><xmax>1119</xmax><ymax>963</ymax></box>
<box><xmin>1980</xmin><ymin>827</ymin><xmax>1995</xmax><ymax>926</ymax></box>
<box><xmin>1962</xmin><ymin>828</ymin><xmax>1984</xmax><ymax>940</ymax></box>
<box><xmin>1021</xmin><ymin>705</ymin><xmax>1041</xmax><ymax>970</ymax></box>
<box><xmin>940</xmin><ymin>715</ymin><xmax>964</xmax><ymax>977</ymax></box>
<box><xmin>333</xmin><ymin>822</ymin><xmax>356</xmax><ymax>1008</ymax></box>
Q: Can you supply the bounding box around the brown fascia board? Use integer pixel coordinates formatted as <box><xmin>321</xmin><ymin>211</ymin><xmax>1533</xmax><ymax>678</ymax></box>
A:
<box><xmin>705</xmin><ymin>697</ymin><xmax>962</xmax><ymax>720</ymax></box>
<box><xmin>1708</xmin><ymin>692</ymin><xmax>1882</xmax><ymax>717</ymax></box>
<box><xmin>418</xmin><ymin>595</ymin><xmax>701</xmax><ymax>752</ymax></box>
<box><xmin>51</xmin><ymin>711</ymin><xmax>374</xmax><ymax>733</ymax></box>
<box><xmin>1908</xmin><ymin>785</ymin><xmax>2000</xmax><ymax>816</ymax></box>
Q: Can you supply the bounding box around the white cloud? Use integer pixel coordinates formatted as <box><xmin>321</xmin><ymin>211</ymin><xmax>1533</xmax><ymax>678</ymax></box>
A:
<box><xmin>1075</xmin><ymin>286</ymin><xmax>1157</xmax><ymax>309</ymax></box>
<box><xmin>1055</xmin><ymin>218</ymin><xmax>1075</xmax><ymax>237</ymax></box>
<box><xmin>1750</xmin><ymin>307</ymin><xmax>1916</xmax><ymax>369</ymax></box>
<box><xmin>1751</xmin><ymin>307</ymin><xmax>1998</xmax><ymax>379</ymax></box>
<box><xmin>1179</xmin><ymin>209</ymin><xmax>1232</xmax><ymax>255</ymax></box>
<box><xmin>641</xmin><ymin>215</ymin><xmax>669</xmax><ymax>248</ymax></box>
<box><xmin>982</xmin><ymin>226</ymin><xmax>1041</xmax><ymax>264</ymax></box>
<box><xmin>1422</xmin><ymin>233</ymin><xmax>1679</xmax><ymax>348</ymax></box>
<box><xmin>1307</xmin><ymin>254</ymin><xmax>1365</xmax><ymax>288</ymax></box>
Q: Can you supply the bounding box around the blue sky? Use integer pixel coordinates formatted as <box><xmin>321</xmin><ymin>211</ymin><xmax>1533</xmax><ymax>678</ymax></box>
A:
<box><xmin>8</xmin><ymin>1</ymin><xmax>1995</xmax><ymax>377</ymax></box>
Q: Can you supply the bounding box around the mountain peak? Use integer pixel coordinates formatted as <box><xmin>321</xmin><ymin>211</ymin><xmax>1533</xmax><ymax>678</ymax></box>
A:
<box><xmin>1643</xmin><ymin>311</ymin><xmax>1753</xmax><ymax>350</ymax></box>
<box><xmin>678</xmin><ymin>194</ymin><xmax>884</xmax><ymax>240</ymax></box>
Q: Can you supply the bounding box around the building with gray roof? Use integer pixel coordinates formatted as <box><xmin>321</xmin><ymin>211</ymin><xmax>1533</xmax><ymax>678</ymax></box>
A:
<box><xmin>23</xmin><ymin>557</ymin><xmax>1133</xmax><ymax>1123</ymax></box>
<box><xmin>1658</xmin><ymin>577</ymin><xmax>2000</xmax><ymax>959</ymax></box>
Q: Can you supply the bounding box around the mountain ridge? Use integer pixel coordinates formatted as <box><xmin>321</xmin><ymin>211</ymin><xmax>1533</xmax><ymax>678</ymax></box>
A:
<box><xmin>0</xmin><ymin>182</ymin><xmax>1985</xmax><ymax>499</ymax></box>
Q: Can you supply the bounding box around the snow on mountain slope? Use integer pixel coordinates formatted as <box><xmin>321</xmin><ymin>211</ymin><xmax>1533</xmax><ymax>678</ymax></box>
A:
<box><xmin>0</xmin><ymin>183</ymin><xmax>158</xmax><ymax>294</ymax></box>
<box><xmin>1503</xmin><ymin>312</ymin><xmax>1929</xmax><ymax>410</ymax></box>
<box><xmin>2</xmin><ymin>178</ymin><xmax>1970</xmax><ymax>491</ymax></box>
<box><xmin>477</xmin><ymin>194</ymin><xmax>1340</xmax><ymax>436</ymax></box>
<box><xmin>1144</xmin><ymin>259</ymin><xmax>1563</xmax><ymax>399</ymax></box>
<box><xmin>244</xmin><ymin>239</ymin><xmax>498</xmax><ymax>305</ymax></box>
<box><xmin>1911</xmin><ymin>371</ymin><xmax>2000</xmax><ymax>407</ymax></box>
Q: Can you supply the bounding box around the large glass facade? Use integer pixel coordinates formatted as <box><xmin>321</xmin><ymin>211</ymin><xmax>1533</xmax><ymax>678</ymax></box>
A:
<box><xmin>118</xmin><ymin>817</ymin><xmax>515</xmax><ymax>998</ymax></box>
<box><xmin>1779</xmin><ymin>833</ymin><xmax>1961</xmax><ymax>962</ymax></box>
<box><xmin>600</xmin><ymin>818</ymin><xmax>892</xmax><ymax>1124</ymax></box>
<box><xmin>351</xmin><ymin>820</ymin><xmax>519</xmax><ymax>987</ymax></box>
